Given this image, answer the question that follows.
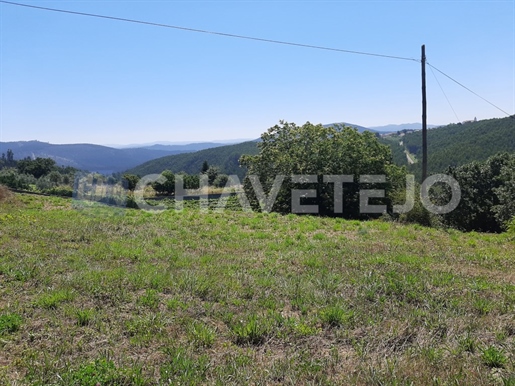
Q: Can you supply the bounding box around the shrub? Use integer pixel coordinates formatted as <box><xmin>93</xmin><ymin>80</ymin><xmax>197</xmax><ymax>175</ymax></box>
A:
<box><xmin>0</xmin><ymin>169</ymin><xmax>35</xmax><ymax>190</ymax></box>
<box><xmin>438</xmin><ymin>153</ymin><xmax>515</xmax><ymax>232</ymax></box>
<box><xmin>36</xmin><ymin>176</ymin><xmax>55</xmax><ymax>191</ymax></box>
<box><xmin>44</xmin><ymin>186</ymin><xmax>73</xmax><ymax>197</ymax></box>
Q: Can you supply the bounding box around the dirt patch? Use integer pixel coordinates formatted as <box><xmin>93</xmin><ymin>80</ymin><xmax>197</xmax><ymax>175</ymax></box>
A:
<box><xmin>0</xmin><ymin>185</ymin><xmax>12</xmax><ymax>202</ymax></box>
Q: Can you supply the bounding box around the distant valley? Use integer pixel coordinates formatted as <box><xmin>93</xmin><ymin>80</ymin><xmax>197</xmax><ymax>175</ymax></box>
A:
<box><xmin>128</xmin><ymin>117</ymin><xmax>514</xmax><ymax>179</ymax></box>
<box><xmin>3</xmin><ymin>118</ymin><xmax>508</xmax><ymax>178</ymax></box>
<box><xmin>0</xmin><ymin>141</ymin><xmax>234</xmax><ymax>174</ymax></box>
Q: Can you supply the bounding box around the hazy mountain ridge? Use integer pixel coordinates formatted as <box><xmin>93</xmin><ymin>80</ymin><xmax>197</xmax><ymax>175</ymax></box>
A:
<box><xmin>139</xmin><ymin>143</ymin><xmax>228</xmax><ymax>152</ymax></box>
<box><xmin>0</xmin><ymin>141</ymin><xmax>185</xmax><ymax>174</ymax></box>
<box><xmin>2</xmin><ymin>118</ymin><xmax>491</xmax><ymax>177</ymax></box>
<box><xmin>370</xmin><ymin>123</ymin><xmax>440</xmax><ymax>132</ymax></box>
<box><xmin>128</xmin><ymin>117</ymin><xmax>514</xmax><ymax>180</ymax></box>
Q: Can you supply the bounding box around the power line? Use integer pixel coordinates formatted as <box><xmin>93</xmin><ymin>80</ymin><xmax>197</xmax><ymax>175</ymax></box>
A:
<box><xmin>428</xmin><ymin>61</ymin><xmax>460</xmax><ymax>122</ymax></box>
<box><xmin>427</xmin><ymin>62</ymin><xmax>512</xmax><ymax>117</ymax></box>
<box><xmin>2</xmin><ymin>1</ymin><xmax>512</xmax><ymax>120</ymax></box>
<box><xmin>0</xmin><ymin>0</ymin><xmax>419</xmax><ymax>63</ymax></box>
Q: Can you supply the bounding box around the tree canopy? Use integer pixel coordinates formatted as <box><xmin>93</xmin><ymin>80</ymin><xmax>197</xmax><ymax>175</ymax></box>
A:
<box><xmin>240</xmin><ymin>121</ymin><xmax>405</xmax><ymax>217</ymax></box>
<box><xmin>436</xmin><ymin>152</ymin><xmax>515</xmax><ymax>232</ymax></box>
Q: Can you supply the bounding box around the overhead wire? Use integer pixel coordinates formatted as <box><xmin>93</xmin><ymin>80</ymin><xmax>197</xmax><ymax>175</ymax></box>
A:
<box><xmin>428</xmin><ymin>61</ymin><xmax>460</xmax><ymax>122</ymax></box>
<box><xmin>1</xmin><ymin>0</ymin><xmax>512</xmax><ymax>120</ymax></box>
<box><xmin>0</xmin><ymin>0</ymin><xmax>419</xmax><ymax>62</ymax></box>
<box><xmin>427</xmin><ymin>62</ymin><xmax>512</xmax><ymax>118</ymax></box>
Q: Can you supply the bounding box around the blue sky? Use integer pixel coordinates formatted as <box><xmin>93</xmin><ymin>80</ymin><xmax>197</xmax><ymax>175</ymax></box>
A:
<box><xmin>0</xmin><ymin>1</ymin><xmax>513</xmax><ymax>145</ymax></box>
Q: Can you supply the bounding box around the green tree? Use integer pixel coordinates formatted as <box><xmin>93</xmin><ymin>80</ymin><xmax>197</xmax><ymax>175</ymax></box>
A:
<box><xmin>17</xmin><ymin>157</ymin><xmax>56</xmax><ymax>179</ymax></box>
<box><xmin>47</xmin><ymin>171</ymin><xmax>63</xmax><ymax>185</ymax></box>
<box><xmin>177</xmin><ymin>172</ymin><xmax>200</xmax><ymax>190</ymax></box>
<box><xmin>201</xmin><ymin>160</ymin><xmax>209</xmax><ymax>173</ymax></box>
<box><xmin>153</xmin><ymin>170</ymin><xmax>175</xmax><ymax>195</ymax></box>
<box><xmin>437</xmin><ymin>153</ymin><xmax>515</xmax><ymax>232</ymax></box>
<box><xmin>0</xmin><ymin>169</ymin><xmax>36</xmax><ymax>190</ymax></box>
<box><xmin>6</xmin><ymin>149</ymin><xmax>14</xmax><ymax>166</ymax></box>
<box><xmin>240</xmin><ymin>121</ymin><xmax>404</xmax><ymax>217</ymax></box>
<box><xmin>122</xmin><ymin>174</ymin><xmax>140</xmax><ymax>192</ymax></box>
<box><xmin>493</xmin><ymin>154</ymin><xmax>515</xmax><ymax>228</ymax></box>
<box><xmin>205</xmin><ymin>166</ymin><xmax>220</xmax><ymax>186</ymax></box>
<box><xmin>213</xmin><ymin>174</ymin><xmax>229</xmax><ymax>188</ymax></box>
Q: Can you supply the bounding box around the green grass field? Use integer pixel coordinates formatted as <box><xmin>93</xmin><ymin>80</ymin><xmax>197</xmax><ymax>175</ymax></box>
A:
<box><xmin>0</xmin><ymin>193</ymin><xmax>514</xmax><ymax>385</ymax></box>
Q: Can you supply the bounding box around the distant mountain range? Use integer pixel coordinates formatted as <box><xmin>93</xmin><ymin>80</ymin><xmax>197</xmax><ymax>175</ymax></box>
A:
<box><xmin>0</xmin><ymin>141</ymin><xmax>222</xmax><ymax>174</ymax></box>
<box><xmin>325</xmin><ymin>122</ymin><xmax>440</xmax><ymax>133</ymax></box>
<box><xmin>0</xmin><ymin>121</ymin><xmax>456</xmax><ymax>175</ymax></box>
<box><xmin>369</xmin><ymin>123</ymin><xmax>440</xmax><ymax>132</ymax></box>
<box><xmin>109</xmin><ymin>139</ymin><xmax>251</xmax><ymax>149</ymax></box>
<box><xmin>128</xmin><ymin>117</ymin><xmax>514</xmax><ymax>179</ymax></box>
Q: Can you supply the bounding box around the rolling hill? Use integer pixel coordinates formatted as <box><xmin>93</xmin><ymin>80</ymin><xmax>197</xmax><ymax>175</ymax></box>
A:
<box><xmin>380</xmin><ymin>116</ymin><xmax>515</xmax><ymax>179</ymax></box>
<box><xmin>0</xmin><ymin>141</ymin><xmax>223</xmax><ymax>174</ymax></box>
<box><xmin>128</xmin><ymin>117</ymin><xmax>514</xmax><ymax>181</ymax></box>
<box><xmin>125</xmin><ymin>140</ymin><xmax>259</xmax><ymax>179</ymax></box>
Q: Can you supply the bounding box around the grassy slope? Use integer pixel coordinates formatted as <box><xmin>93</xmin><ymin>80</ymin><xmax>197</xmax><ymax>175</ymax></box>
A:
<box><xmin>0</xmin><ymin>194</ymin><xmax>514</xmax><ymax>385</ymax></box>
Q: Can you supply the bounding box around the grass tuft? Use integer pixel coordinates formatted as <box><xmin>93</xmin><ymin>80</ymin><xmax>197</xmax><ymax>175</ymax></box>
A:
<box><xmin>482</xmin><ymin>346</ymin><xmax>507</xmax><ymax>368</ymax></box>
<box><xmin>319</xmin><ymin>305</ymin><xmax>354</xmax><ymax>328</ymax></box>
<box><xmin>0</xmin><ymin>312</ymin><xmax>22</xmax><ymax>335</ymax></box>
<box><xmin>231</xmin><ymin>314</ymin><xmax>271</xmax><ymax>346</ymax></box>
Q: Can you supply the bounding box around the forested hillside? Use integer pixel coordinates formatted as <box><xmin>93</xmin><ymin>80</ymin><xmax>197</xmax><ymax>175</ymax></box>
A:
<box><xmin>381</xmin><ymin>116</ymin><xmax>515</xmax><ymax>179</ymax></box>
<box><xmin>126</xmin><ymin>140</ymin><xmax>259</xmax><ymax>179</ymax></box>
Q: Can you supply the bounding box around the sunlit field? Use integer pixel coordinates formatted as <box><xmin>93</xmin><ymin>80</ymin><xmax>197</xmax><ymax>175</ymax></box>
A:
<box><xmin>0</xmin><ymin>193</ymin><xmax>514</xmax><ymax>385</ymax></box>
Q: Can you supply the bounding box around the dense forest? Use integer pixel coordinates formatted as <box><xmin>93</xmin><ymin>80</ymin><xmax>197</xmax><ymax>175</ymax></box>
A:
<box><xmin>126</xmin><ymin>141</ymin><xmax>259</xmax><ymax>179</ymax></box>
<box><xmin>380</xmin><ymin>116</ymin><xmax>515</xmax><ymax>180</ymax></box>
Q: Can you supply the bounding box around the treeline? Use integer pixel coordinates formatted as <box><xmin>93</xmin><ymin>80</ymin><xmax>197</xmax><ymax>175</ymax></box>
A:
<box><xmin>239</xmin><ymin>121</ymin><xmax>515</xmax><ymax>233</ymax></box>
<box><xmin>0</xmin><ymin>149</ymin><xmax>235</xmax><ymax>202</ymax></box>
<box><xmin>0</xmin><ymin>151</ymin><xmax>77</xmax><ymax>196</ymax></box>
<box><xmin>123</xmin><ymin>161</ymin><xmax>233</xmax><ymax>196</ymax></box>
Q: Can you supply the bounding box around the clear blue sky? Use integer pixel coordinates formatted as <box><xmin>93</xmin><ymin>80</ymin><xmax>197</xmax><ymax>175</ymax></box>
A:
<box><xmin>1</xmin><ymin>0</ymin><xmax>513</xmax><ymax>145</ymax></box>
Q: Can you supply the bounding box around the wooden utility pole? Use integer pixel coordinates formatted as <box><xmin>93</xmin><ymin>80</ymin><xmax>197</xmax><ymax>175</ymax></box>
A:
<box><xmin>421</xmin><ymin>44</ymin><xmax>428</xmax><ymax>182</ymax></box>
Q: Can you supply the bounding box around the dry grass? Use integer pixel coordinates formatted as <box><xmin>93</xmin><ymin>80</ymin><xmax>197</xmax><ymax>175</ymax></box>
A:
<box><xmin>0</xmin><ymin>184</ymin><xmax>12</xmax><ymax>202</ymax></box>
<box><xmin>0</xmin><ymin>193</ymin><xmax>513</xmax><ymax>385</ymax></box>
